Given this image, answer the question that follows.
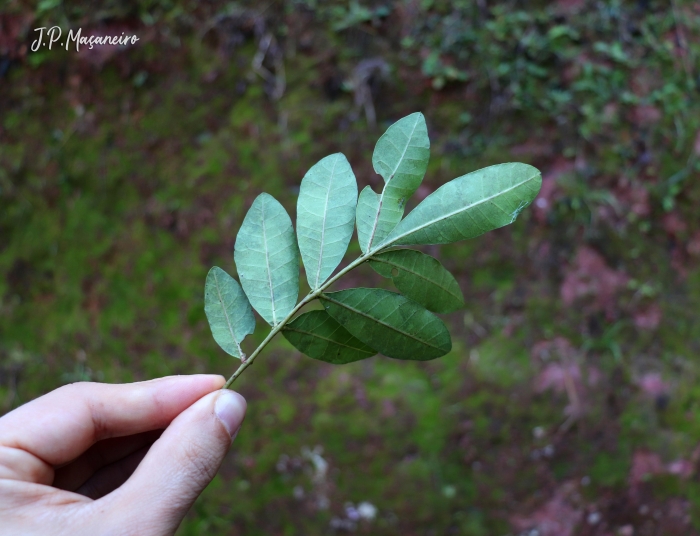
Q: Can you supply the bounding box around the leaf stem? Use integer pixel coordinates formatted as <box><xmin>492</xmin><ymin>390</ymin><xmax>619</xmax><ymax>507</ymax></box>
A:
<box><xmin>223</xmin><ymin>251</ymin><xmax>375</xmax><ymax>388</ymax></box>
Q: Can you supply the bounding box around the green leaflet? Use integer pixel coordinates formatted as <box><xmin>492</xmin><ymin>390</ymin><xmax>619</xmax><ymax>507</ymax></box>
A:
<box><xmin>282</xmin><ymin>310</ymin><xmax>376</xmax><ymax>364</ymax></box>
<box><xmin>369</xmin><ymin>249</ymin><xmax>464</xmax><ymax>313</ymax></box>
<box><xmin>356</xmin><ymin>112</ymin><xmax>430</xmax><ymax>253</ymax></box>
<box><xmin>320</xmin><ymin>288</ymin><xmax>451</xmax><ymax>361</ymax></box>
<box><xmin>234</xmin><ymin>193</ymin><xmax>300</xmax><ymax>326</ymax></box>
<box><xmin>297</xmin><ymin>153</ymin><xmax>358</xmax><ymax>290</ymax></box>
<box><xmin>379</xmin><ymin>163</ymin><xmax>542</xmax><ymax>248</ymax></box>
<box><xmin>204</xmin><ymin>266</ymin><xmax>255</xmax><ymax>359</ymax></box>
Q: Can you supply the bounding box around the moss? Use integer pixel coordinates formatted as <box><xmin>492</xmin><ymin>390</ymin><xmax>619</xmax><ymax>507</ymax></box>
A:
<box><xmin>1</xmin><ymin>1</ymin><xmax>700</xmax><ymax>533</ymax></box>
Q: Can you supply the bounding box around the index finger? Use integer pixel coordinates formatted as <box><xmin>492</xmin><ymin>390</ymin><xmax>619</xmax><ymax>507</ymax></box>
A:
<box><xmin>0</xmin><ymin>375</ymin><xmax>224</xmax><ymax>469</ymax></box>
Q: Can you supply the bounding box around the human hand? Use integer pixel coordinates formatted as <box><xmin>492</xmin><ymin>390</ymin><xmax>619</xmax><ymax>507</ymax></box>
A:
<box><xmin>0</xmin><ymin>375</ymin><xmax>246</xmax><ymax>536</ymax></box>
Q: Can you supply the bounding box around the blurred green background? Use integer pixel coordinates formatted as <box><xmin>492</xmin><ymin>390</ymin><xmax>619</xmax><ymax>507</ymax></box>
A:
<box><xmin>2</xmin><ymin>0</ymin><xmax>700</xmax><ymax>534</ymax></box>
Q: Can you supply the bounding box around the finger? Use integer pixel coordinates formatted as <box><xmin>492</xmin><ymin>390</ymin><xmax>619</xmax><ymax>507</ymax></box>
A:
<box><xmin>0</xmin><ymin>374</ymin><xmax>224</xmax><ymax>482</ymax></box>
<box><xmin>0</xmin><ymin>446</ymin><xmax>49</xmax><ymax>484</ymax></box>
<box><xmin>107</xmin><ymin>390</ymin><xmax>246</xmax><ymax>534</ymax></box>
<box><xmin>53</xmin><ymin>430</ymin><xmax>162</xmax><ymax>491</ymax></box>
<box><xmin>76</xmin><ymin>443</ymin><xmax>151</xmax><ymax>500</ymax></box>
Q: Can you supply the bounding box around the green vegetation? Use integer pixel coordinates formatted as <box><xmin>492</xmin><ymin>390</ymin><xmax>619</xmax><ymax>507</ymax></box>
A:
<box><xmin>209</xmin><ymin>113</ymin><xmax>540</xmax><ymax>384</ymax></box>
<box><xmin>1</xmin><ymin>0</ymin><xmax>700</xmax><ymax>533</ymax></box>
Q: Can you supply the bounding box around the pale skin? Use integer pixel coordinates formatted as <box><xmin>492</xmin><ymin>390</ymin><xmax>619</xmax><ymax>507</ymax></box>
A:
<box><xmin>0</xmin><ymin>375</ymin><xmax>247</xmax><ymax>535</ymax></box>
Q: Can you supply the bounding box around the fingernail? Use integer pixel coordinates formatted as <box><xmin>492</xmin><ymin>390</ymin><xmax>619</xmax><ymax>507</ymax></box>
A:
<box><xmin>215</xmin><ymin>390</ymin><xmax>247</xmax><ymax>437</ymax></box>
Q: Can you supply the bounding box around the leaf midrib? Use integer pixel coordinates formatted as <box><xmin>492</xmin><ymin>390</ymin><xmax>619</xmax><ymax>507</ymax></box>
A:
<box><xmin>213</xmin><ymin>270</ymin><xmax>243</xmax><ymax>358</ymax></box>
<box><xmin>321</xmin><ymin>294</ymin><xmax>445</xmax><ymax>351</ymax></box>
<box><xmin>371</xmin><ymin>256</ymin><xmax>462</xmax><ymax>301</ymax></box>
<box><xmin>386</xmin><ymin>115</ymin><xmax>420</xmax><ymax>181</ymax></box>
<box><xmin>314</xmin><ymin>156</ymin><xmax>339</xmax><ymax>289</ymax></box>
<box><xmin>377</xmin><ymin>170</ymin><xmax>539</xmax><ymax>249</ymax></box>
<box><xmin>261</xmin><ymin>199</ymin><xmax>277</xmax><ymax>325</ymax></box>
<box><xmin>366</xmin><ymin>117</ymin><xmax>421</xmax><ymax>250</ymax></box>
<box><xmin>283</xmin><ymin>326</ymin><xmax>372</xmax><ymax>352</ymax></box>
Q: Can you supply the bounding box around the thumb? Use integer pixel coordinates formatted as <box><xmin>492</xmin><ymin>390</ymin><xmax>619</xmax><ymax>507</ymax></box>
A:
<box><xmin>108</xmin><ymin>389</ymin><xmax>246</xmax><ymax>535</ymax></box>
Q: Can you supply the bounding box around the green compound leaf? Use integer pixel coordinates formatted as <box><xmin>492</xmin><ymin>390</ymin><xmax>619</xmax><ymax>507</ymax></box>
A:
<box><xmin>204</xmin><ymin>266</ymin><xmax>255</xmax><ymax>360</ymax></box>
<box><xmin>356</xmin><ymin>112</ymin><xmax>430</xmax><ymax>253</ymax></box>
<box><xmin>297</xmin><ymin>153</ymin><xmax>358</xmax><ymax>290</ymax></box>
<box><xmin>379</xmin><ymin>163</ymin><xmax>542</xmax><ymax>248</ymax></box>
<box><xmin>320</xmin><ymin>288</ymin><xmax>451</xmax><ymax>361</ymax></box>
<box><xmin>234</xmin><ymin>193</ymin><xmax>300</xmax><ymax>326</ymax></box>
<box><xmin>282</xmin><ymin>309</ymin><xmax>376</xmax><ymax>364</ymax></box>
<box><xmin>369</xmin><ymin>249</ymin><xmax>464</xmax><ymax>313</ymax></box>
